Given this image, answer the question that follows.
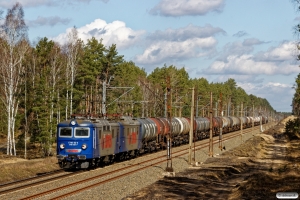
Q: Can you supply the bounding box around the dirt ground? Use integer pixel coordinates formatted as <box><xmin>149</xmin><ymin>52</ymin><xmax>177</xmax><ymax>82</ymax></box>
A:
<box><xmin>124</xmin><ymin>117</ymin><xmax>300</xmax><ymax>200</ymax></box>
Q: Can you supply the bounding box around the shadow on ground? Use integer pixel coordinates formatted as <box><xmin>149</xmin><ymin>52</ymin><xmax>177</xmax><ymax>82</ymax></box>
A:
<box><xmin>123</xmin><ymin>122</ymin><xmax>300</xmax><ymax>200</ymax></box>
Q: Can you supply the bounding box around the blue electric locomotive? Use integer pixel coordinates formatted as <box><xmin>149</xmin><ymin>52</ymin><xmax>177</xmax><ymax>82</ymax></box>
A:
<box><xmin>56</xmin><ymin>115</ymin><xmax>143</xmax><ymax>169</ymax></box>
<box><xmin>56</xmin><ymin>117</ymin><xmax>98</xmax><ymax>169</ymax></box>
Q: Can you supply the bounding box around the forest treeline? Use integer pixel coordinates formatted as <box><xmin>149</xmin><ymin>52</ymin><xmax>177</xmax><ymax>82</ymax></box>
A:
<box><xmin>0</xmin><ymin>3</ymin><xmax>275</xmax><ymax>156</ymax></box>
<box><xmin>288</xmin><ymin>1</ymin><xmax>300</xmax><ymax>139</ymax></box>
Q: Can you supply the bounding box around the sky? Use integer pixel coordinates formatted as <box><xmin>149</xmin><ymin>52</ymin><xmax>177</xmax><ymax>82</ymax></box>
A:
<box><xmin>0</xmin><ymin>0</ymin><xmax>299</xmax><ymax>112</ymax></box>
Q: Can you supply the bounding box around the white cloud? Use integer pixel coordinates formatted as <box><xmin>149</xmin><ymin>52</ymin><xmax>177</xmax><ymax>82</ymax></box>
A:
<box><xmin>207</xmin><ymin>55</ymin><xmax>299</xmax><ymax>75</ymax></box>
<box><xmin>53</xmin><ymin>19</ymin><xmax>146</xmax><ymax>49</ymax></box>
<box><xmin>242</xmin><ymin>38</ymin><xmax>265</xmax><ymax>46</ymax></box>
<box><xmin>0</xmin><ymin>0</ymin><xmax>108</xmax><ymax>8</ymax></box>
<box><xmin>147</xmin><ymin>24</ymin><xmax>225</xmax><ymax>41</ymax></box>
<box><xmin>256</xmin><ymin>41</ymin><xmax>298</xmax><ymax>62</ymax></box>
<box><xmin>205</xmin><ymin>41</ymin><xmax>300</xmax><ymax>76</ymax></box>
<box><xmin>238</xmin><ymin>82</ymin><xmax>294</xmax><ymax>112</ymax></box>
<box><xmin>216</xmin><ymin>38</ymin><xmax>267</xmax><ymax>61</ymax></box>
<box><xmin>0</xmin><ymin>0</ymin><xmax>59</xmax><ymax>8</ymax></box>
<box><xmin>233</xmin><ymin>31</ymin><xmax>248</xmax><ymax>38</ymax></box>
<box><xmin>200</xmin><ymin>41</ymin><xmax>299</xmax><ymax>112</ymax></box>
<box><xmin>209</xmin><ymin>74</ymin><xmax>264</xmax><ymax>84</ymax></box>
<box><xmin>150</xmin><ymin>0</ymin><xmax>225</xmax><ymax>17</ymax></box>
<box><xmin>27</xmin><ymin>16</ymin><xmax>71</xmax><ymax>27</ymax></box>
<box><xmin>239</xmin><ymin>82</ymin><xmax>292</xmax><ymax>94</ymax></box>
<box><xmin>135</xmin><ymin>37</ymin><xmax>217</xmax><ymax>65</ymax></box>
<box><xmin>219</xmin><ymin>42</ymin><xmax>254</xmax><ymax>60</ymax></box>
<box><xmin>135</xmin><ymin>24</ymin><xmax>223</xmax><ymax>65</ymax></box>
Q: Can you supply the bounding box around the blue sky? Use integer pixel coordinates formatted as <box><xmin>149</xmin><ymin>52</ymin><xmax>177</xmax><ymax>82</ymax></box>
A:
<box><xmin>0</xmin><ymin>0</ymin><xmax>299</xmax><ymax>112</ymax></box>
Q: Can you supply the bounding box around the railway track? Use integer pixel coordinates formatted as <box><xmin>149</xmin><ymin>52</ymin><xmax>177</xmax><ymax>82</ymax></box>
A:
<box><xmin>0</xmin><ymin>169</ymin><xmax>63</xmax><ymax>189</ymax></box>
<box><xmin>0</xmin><ymin>169</ymin><xmax>83</xmax><ymax>196</ymax></box>
<box><xmin>4</xmin><ymin>124</ymin><xmax>269</xmax><ymax>200</ymax></box>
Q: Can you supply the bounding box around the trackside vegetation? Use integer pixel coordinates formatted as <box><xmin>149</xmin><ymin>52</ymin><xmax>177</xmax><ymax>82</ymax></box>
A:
<box><xmin>290</xmin><ymin>0</ymin><xmax>300</xmax><ymax>137</ymax></box>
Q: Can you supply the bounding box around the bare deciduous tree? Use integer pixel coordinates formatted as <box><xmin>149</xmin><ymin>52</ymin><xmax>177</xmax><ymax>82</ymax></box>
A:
<box><xmin>0</xmin><ymin>3</ymin><xmax>28</xmax><ymax>156</ymax></box>
<box><xmin>64</xmin><ymin>27</ymin><xmax>82</xmax><ymax>119</ymax></box>
<box><xmin>48</xmin><ymin>43</ymin><xmax>63</xmax><ymax>154</ymax></box>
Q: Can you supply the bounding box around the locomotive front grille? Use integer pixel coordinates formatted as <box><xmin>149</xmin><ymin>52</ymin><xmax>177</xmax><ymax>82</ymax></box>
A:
<box><xmin>78</xmin><ymin>155</ymin><xmax>86</xmax><ymax>160</ymax></box>
<box><xmin>67</xmin><ymin>154</ymin><xmax>86</xmax><ymax>160</ymax></box>
<box><xmin>68</xmin><ymin>154</ymin><xmax>77</xmax><ymax>159</ymax></box>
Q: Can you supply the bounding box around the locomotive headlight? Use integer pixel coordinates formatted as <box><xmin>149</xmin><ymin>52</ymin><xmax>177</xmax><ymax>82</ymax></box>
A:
<box><xmin>82</xmin><ymin>143</ymin><xmax>87</xmax><ymax>150</ymax></box>
<box><xmin>60</xmin><ymin>143</ymin><xmax>65</xmax><ymax>149</ymax></box>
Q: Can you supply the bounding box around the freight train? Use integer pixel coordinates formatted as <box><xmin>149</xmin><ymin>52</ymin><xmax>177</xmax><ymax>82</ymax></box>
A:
<box><xmin>56</xmin><ymin>114</ymin><xmax>268</xmax><ymax>169</ymax></box>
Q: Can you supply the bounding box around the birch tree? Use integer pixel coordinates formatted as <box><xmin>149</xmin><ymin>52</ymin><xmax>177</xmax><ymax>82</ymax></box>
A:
<box><xmin>0</xmin><ymin>3</ymin><xmax>28</xmax><ymax>155</ymax></box>
<box><xmin>48</xmin><ymin>43</ymin><xmax>63</xmax><ymax>153</ymax></box>
<box><xmin>64</xmin><ymin>27</ymin><xmax>82</xmax><ymax>119</ymax></box>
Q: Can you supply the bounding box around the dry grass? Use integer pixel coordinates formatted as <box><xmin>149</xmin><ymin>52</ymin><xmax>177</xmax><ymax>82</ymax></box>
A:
<box><xmin>0</xmin><ymin>137</ymin><xmax>59</xmax><ymax>184</ymax></box>
<box><xmin>0</xmin><ymin>156</ymin><xmax>60</xmax><ymax>184</ymax></box>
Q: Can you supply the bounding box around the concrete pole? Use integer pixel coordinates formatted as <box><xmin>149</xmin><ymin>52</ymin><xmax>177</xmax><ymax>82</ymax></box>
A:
<box><xmin>209</xmin><ymin>92</ymin><xmax>213</xmax><ymax>157</ymax></box>
<box><xmin>164</xmin><ymin>93</ymin><xmax>167</xmax><ymax>118</ymax></box>
<box><xmin>260</xmin><ymin>111</ymin><xmax>263</xmax><ymax>132</ymax></box>
<box><xmin>240</xmin><ymin>102</ymin><xmax>243</xmax><ymax>141</ymax></box>
<box><xmin>189</xmin><ymin>87</ymin><xmax>195</xmax><ymax>164</ymax></box>
<box><xmin>166</xmin><ymin>76</ymin><xmax>173</xmax><ymax>172</ymax></box>
<box><xmin>252</xmin><ymin>104</ymin><xmax>254</xmax><ymax>135</ymax></box>
<box><xmin>219</xmin><ymin>94</ymin><xmax>223</xmax><ymax>150</ymax></box>
<box><xmin>102</xmin><ymin>80</ymin><xmax>106</xmax><ymax>118</ymax></box>
<box><xmin>215</xmin><ymin>102</ymin><xmax>218</xmax><ymax>117</ymax></box>
<box><xmin>196</xmin><ymin>96</ymin><xmax>199</xmax><ymax>118</ymax></box>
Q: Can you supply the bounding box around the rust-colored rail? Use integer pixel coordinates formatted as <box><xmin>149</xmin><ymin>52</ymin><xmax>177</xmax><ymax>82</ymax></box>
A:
<box><xmin>0</xmin><ymin>170</ymin><xmax>81</xmax><ymax>196</ymax></box>
<box><xmin>0</xmin><ymin>169</ymin><xmax>65</xmax><ymax>189</ymax></box>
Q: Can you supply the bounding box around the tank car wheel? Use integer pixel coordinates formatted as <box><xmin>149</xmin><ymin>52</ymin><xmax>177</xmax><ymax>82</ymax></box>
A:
<box><xmin>135</xmin><ymin>150</ymin><xmax>140</xmax><ymax>157</ymax></box>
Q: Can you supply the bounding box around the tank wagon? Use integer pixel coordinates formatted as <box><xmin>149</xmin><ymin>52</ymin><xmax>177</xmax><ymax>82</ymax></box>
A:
<box><xmin>56</xmin><ymin>114</ymin><xmax>268</xmax><ymax>169</ymax></box>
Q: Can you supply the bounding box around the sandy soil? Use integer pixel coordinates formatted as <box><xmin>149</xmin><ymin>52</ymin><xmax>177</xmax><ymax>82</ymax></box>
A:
<box><xmin>124</xmin><ymin>117</ymin><xmax>300</xmax><ymax>200</ymax></box>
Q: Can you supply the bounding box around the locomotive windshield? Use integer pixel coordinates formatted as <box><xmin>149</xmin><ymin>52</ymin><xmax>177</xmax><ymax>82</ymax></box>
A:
<box><xmin>59</xmin><ymin>127</ymin><xmax>72</xmax><ymax>137</ymax></box>
<box><xmin>75</xmin><ymin>128</ymin><xmax>89</xmax><ymax>137</ymax></box>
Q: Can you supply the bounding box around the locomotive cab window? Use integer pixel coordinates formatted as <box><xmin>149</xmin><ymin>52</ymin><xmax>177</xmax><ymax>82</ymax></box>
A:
<box><xmin>59</xmin><ymin>127</ymin><xmax>72</xmax><ymax>137</ymax></box>
<box><xmin>75</xmin><ymin>128</ymin><xmax>89</xmax><ymax>137</ymax></box>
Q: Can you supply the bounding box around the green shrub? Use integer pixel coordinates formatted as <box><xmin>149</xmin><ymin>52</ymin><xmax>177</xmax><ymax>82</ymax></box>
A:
<box><xmin>285</xmin><ymin>118</ymin><xmax>300</xmax><ymax>140</ymax></box>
